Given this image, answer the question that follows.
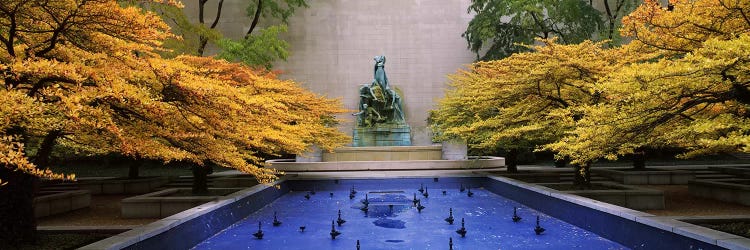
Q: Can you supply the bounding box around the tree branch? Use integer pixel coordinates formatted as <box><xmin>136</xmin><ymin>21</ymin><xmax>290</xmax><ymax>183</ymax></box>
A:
<box><xmin>246</xmin><ymin>0</ymin><xmax>263</xmax><ymax>38</ymax></box>
<box><xmin>209</xmin><ymin>0</ymin><xmax>224</xmax><ymax>29</ymax></box>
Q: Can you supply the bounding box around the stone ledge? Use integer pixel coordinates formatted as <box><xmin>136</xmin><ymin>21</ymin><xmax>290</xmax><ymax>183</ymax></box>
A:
<box><xmin>120</xmin><ymin>188</ymin><xmax>243</xmax><ymax>219</ymax></box>
<box><xmin>537</xmin><ymin>181</ymin><xmax>665</xmax><ymax>210</ymax></box>
<box><xmin>487</xmin><ymin>176</ymin><xmax>747</xmax><ymax>250</ymax></box>
<box><xmin>34</xmin><ymin>190</ymin><xmax>90</xmax><ymax>218</ymax></box>
<box><xmin>78</xmin><ymin>176</ymin><xmax>170</xmax><ymax>195</ymax></box>
<box><xmin>593</xmin><ymin>168</ymin><xmax>695</xmax><ymax>184</ymax></box>
<box><xmin>267</xmin><ymin>156</ymin><xmax>505</xmax><ymax>172</ymax></box>
<box><xmin>80</xmin><ymin>179</ymin><xmax>286</xmax><ymax>250</ymax></box>
<box><xmin>37</xmin><ymin>225</ymin><xmax>135</xmax><ymax>234</ymax></box>
<box><xmin>689</xmin><ymin>178</ymin><xmax>750</xmax><ymax>206</ymax></box>
<box><xmin>333</xmin><ymin>145</ymin><xmax>442</xmax><ymax>152</ymax></box>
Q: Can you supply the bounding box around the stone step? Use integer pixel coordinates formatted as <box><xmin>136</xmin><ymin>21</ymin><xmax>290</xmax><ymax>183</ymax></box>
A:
<box><xmin>696</xmin><ymin>174</ymin><xmax>737</xmax><ymax>179</ymax></box>
<box><xmin>729</xmin><ymin>152</ymin><xmax>750</xmax><ymax>160</ymax></box>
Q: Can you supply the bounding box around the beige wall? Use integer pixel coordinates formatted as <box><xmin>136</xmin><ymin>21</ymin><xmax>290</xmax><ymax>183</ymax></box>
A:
<box><xmin>183</xmin><ymin>0</ymin><xmax>477</xmax><ymax>146</ymax></box>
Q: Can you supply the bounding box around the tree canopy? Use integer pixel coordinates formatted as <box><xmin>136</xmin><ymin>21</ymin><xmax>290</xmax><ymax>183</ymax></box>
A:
<box><xmin>0</xmin><ymin>0</ymin><xmax>347</xmax><ymax>185</ymax></box>
<box><xmin>429</xmin><ymin>39</ymin><xmax>654</xmax><ymax>171</ymax></box>
<box><xmin>147</xmin><ymin>0</ymin><xmax>308</xmax><ymax>68</ymax></box>
<box><xmin>436</xmin><ymin>0</ymin><xmax>750</xmax><ymax>173</ymax></box>
<box><xmin>547</xmin><ymin>0</ymin><xmax>750</xmax><ymax>165</ymax></box>
<box><xmin>462</xmin><ymin>0</ymin><xmax>604</xmax><ymax>61</ymax></box>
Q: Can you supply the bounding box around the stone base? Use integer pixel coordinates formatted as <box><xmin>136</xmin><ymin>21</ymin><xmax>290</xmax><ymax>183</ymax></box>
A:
<box><xmin>352</xmin><ymin>124</ymin><xmax>411</xmax><ymax>146</ymax></box>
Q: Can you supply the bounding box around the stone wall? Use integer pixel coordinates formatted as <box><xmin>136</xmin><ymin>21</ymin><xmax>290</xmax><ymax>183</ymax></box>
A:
<box><xmin>182</xmin><ymin>0</ymin><xmax>476</xmax><ymax>145</ymax></box>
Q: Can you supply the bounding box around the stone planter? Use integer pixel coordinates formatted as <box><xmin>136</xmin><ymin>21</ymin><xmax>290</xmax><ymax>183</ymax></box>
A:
<box><xmin>539</xmin><ymin>181</ymin><xmax>665</xmax><ymax>210</ymax></box>
<box><xmin>34</xmin><ymin>190</ymin><xmax>91</xmax><ymax>218</ymax></box>
<box><xmin>689</xmin><ymin>179</ymin><xmax>750</xmax><ymax>206</ymax></box>
<box><xmin>493</xmin><ymin>172</ymin><xmax>563</xmax><ymax>183</ymax></box>
<box><xmin>121</xmin><ymin>188</ymin><xmax>243</xmax><ymax>218</ymax></box>
<box><xmin>78</xmin><ymin>176</ymin><xmax>170</xmax><ymax>195</ymax></box>
<box><xmin>593</xmin><ymin>168</ymin><xmax>694</xmax><ymax>184</ymax></box>
<box><xmin>707</xmin><ymin>166</ymin><xmax>750</xmax><ymax>178</ymax></box>
<box><xmin>212</xmin><ymin>176</ymin><xmax>260</xmax><ymax>188</ymax></box>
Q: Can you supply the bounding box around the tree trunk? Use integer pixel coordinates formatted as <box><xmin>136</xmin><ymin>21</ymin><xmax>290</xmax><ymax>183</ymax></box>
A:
<box><xmin>572</xmin><ymin>163</ymin><xmax>591</xmax><ymax>189</ymax></box>
<box><xmin>554</xmin><ymin>157</ymin><xmax>567</xmax><ymax>168</ymax></box>
<box><xmin>191</xmin><ymin>164</ymin><xmax>212</xmax><ymax>195</ymax></box>
<box><xmin>33</xmin><ymin>130</ymin><xmax>60</xmax><ymax>168</ymax></box>
<box><xmin>632</xmin><ymin>148</ymin><xmax>646</xmax><ymax>170</ymax></box>
<box><xmin>0</xmin><ymin>168</ymin><xmax>39</xmax><ymax>247</ymax></box>
<box><xmin>128</xmin><ymin>160</ymin><xmax>140</xmax><ymax>179</ymax></box>
<box><xmin>505</xmin><ymin>148</ymin><xmax>519</xmax><ymax>173</ymax></box>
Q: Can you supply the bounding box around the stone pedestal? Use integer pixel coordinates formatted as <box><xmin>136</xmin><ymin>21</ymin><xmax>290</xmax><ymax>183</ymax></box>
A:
<box><xmin>353</xmin><ymin>124</ymin><xmax>411</xmax><ymax>146</ymax></box>
<box><xmin>441</xmin><ymin>139</ymin><xmax>468</xmax><ymax>160</ymax></box>
<box><xmin>295</xmin><ymin>145</ymin><xmax>322</xmax><ymax>162</ymax></box>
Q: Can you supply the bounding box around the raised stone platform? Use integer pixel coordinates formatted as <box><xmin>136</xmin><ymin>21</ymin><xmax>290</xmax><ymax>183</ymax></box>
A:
<box><xmin>280</xmin><ymin>144</ymin><xmax>501</xmax><ymax>171</ymax></box>
<box><xmin>267</xmin><ymin>156</ymin><xmax>504</xmax><ymax>172</ymax></box>
<box><xmin>323</xmin><ymin>145</ymin><xmax>442</xmax><ymax>162</ymax></box>
<box><xmin>352</xmin><ymin>125</ymin><xmax>411</xmax><ymax>146</ymax></box>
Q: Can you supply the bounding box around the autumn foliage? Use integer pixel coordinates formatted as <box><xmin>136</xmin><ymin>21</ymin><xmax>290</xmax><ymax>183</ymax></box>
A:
<box><xmin>432</xmin><ymin>0</ymin><xmax>750</xmax><ymax>172</ymax></box>
<box><xmin>0</xmin><ymin>0</ymin><xmax>348</xmax><ymax>185</ymax></box>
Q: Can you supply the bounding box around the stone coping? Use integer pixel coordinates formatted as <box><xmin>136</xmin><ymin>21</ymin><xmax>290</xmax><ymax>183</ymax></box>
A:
<box><xmin>80</xmin><ymin>178</ymin><xmax>285</xmax><ymax>250</ymax></box>
<box><xmin>485</xmin><ymin>175</ymin><xmax>750</xmax><ymax>250</ymax></box>
<box><xmin>267</xmin><ymin>156</ymin><xmax>505</xmax><ymax>172</ymax></box>
<box><xmin>677</xmin><ymin>215</ymin><xmax>750</xmax><ymax>249</ymax></box>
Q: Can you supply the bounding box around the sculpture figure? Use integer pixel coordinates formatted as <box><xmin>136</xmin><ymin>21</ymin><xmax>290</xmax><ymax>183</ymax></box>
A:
<box><xmin>354</xmin><ymin>55</ymin><xmax>406</xmax><ymax>126</ymax></box>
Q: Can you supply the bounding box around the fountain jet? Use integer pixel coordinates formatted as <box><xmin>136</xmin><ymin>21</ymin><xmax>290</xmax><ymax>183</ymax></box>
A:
<box><xmin>512</xmin><ymin>207</ymin><xmax>522</xmax><ymax>222</ymax></box>
<box><xmin>456</xmin><ymin>218</ymin><xmax>467</xmax><ymax>237</ymax></box>
<box><xmin>337</xmin><ymin>209</ymin><xmax>346</xmax><ymax>226</ymax></box>
<box><xmin>535</xmin><ymin>216</ymin><xmax>546</xmax><ymax>235</ymax></box>
<box><xmin>252</xmin><ymin>222</ymin><xmax>264</xmax><ymax>239</ymax></box>
<box><xmin>272</xmin><ymin>211</ymin><xmax>282</xmax><ymax>226</ymax></box>
<box><xmin>330</xmin><ymin>220</ymin><xmax>341</xmax><ymax>239</ymax></box>
<box><xmin>445</xmin><ymin>208</ymin><xmax>454</xmax><ymax>225</ymax></box>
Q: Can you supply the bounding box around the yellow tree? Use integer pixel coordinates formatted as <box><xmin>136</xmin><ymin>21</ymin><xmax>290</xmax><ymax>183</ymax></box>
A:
<box><xmin>0</xmin><ymin>0</ymin><xmax>346</xmax><ymax>245</ymax></box>
<box><xmin>430</xmin><ymin>39</ymin><xmax>651</xmax><ymax>177</ymax></box>
<box><xmin>546</xmin><ymin>0</ymin><xmax>750</xmax><ymax>167</ymax></box>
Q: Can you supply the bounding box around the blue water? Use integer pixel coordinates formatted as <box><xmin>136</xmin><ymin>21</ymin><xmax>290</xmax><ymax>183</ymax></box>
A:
<box><xmin>193</xmin><ymin>183</ymin><xmax>628</xmax><ymax>250</ymax></box>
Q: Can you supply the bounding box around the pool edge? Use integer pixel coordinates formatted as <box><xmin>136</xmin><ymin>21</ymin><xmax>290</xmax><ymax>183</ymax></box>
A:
<box><xmin>78</xmin><ymin>175</ymin><xmax>750</xmax><ymax>250</ymax></box>
<box><xmin>484</xmin><ymin>175</ymin><xmax>749</xmax><ymax>250</ymax></box>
